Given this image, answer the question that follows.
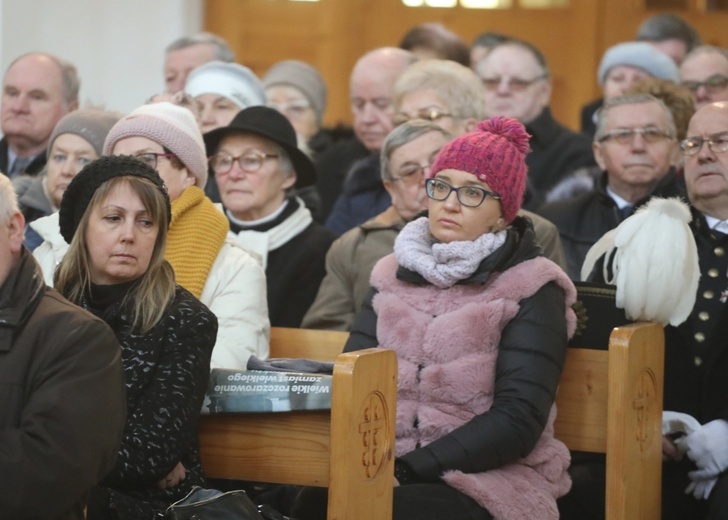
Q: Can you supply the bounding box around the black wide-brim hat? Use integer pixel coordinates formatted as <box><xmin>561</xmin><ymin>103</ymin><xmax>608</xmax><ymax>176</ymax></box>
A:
<box><xmin>203</xmin><ymin>106</ymin><xmax>316</xmax><ymax>189</ymax></box>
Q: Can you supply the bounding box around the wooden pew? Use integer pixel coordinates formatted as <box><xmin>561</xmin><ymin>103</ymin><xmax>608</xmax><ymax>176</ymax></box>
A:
<box><xmin>199</xmin><ymin>323</ymin><xmax>663</xmax><ymax>520</ymax></box>
<box><xmin>199</xmin><ymin>328</ymin><xmax>397</xmax><ymax>520</ymax></box>
<box><xmin>554</xmin><ymin>322</ymin><xmax>665</xmax><ymax>520</ymax></box>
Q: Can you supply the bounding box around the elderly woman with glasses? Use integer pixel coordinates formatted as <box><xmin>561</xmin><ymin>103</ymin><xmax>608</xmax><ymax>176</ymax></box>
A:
<box><xmin>15</xmin><ymin>109</ymin><xmax>121</xmax><ymax>251</ymax></box>
<box><xmin>33</xmin><ymin>102</ymin><xmax>269</xmax><ymax>370</ymax></box>
<box><xmin>205</xmin><ymin>106</ymin><xmax>334</xmax><ymax>327</ymax></box>
<box><xmin>311</xmin><ymin>117</ymin><xmax>577</xmax><ymax>520</ymax></box>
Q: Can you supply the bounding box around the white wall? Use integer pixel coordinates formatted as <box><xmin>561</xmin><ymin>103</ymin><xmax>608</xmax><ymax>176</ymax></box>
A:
<box><xmin>0</xmin><ymin>0</ymin><xmax>204</xmax><ymax>113</ymax></box>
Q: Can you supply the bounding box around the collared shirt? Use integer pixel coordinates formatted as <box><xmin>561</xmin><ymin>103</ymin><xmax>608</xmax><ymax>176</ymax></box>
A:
<box><xmin>704</xmin><ymin>214</ymin><xmax>728</xmax><ymax>235</ymax></box>
<box><xmin>605</xmin><ymin>186</ymin><xmax>632</xmax><ymax>210</ymax></box>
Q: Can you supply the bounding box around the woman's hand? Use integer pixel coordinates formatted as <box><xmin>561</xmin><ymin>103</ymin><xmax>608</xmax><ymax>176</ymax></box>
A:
<box><xmin>158</xmin><ymin>462</ymin><xmax>187</xmax><ymax>489</ymax></box>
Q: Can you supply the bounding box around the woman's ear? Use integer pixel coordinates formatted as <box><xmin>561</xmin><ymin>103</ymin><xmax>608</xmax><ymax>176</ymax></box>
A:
<box><xmin>183</xmin><ymin>170</ymin><xmax>196</xmax><ymax>190</ymax></box>
<box><xmin>282</xmin><ymin>172</ymin><xmax>297</xmax><ymax>191</ymax></box>
<box><xmin>491</xmin><ymin>216</ymin><xmax>507</xmax><ymax>232</ymax></box>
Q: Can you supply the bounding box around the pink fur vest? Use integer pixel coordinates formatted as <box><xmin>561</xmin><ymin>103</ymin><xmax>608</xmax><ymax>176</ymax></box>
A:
<box><xmin>370</xmin><ymin>254</ymin><xmax>577</xmax><ymax>520</ymax></box>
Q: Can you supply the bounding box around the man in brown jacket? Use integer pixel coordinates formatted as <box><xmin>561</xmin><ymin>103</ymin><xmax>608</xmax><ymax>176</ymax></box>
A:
<box><xmin>0</xmin><ymin>174</ymin><xmax>126</xmax><ymax>519</ymax></box>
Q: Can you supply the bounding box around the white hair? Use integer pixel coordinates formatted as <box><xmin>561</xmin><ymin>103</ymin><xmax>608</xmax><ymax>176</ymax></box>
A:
<box><xmin>0</xmin><ymin>175</ymin><xmax>19</xmax><ymax>225</ymax></box>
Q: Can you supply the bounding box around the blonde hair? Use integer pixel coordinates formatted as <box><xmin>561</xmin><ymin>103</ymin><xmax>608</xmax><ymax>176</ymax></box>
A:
<box><xmin>393</xmin><ymin>59</ymin><xmax>485</xmax><ymax>121</ymax></box>
<box><xmin>55</xmin><ymin>176</ymin><xmax>175</xmax><ymax>333</ymax></box>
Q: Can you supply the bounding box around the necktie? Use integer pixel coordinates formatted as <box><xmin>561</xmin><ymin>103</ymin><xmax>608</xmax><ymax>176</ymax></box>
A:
<box><xmin>8</xmin><ymin>157</ymin><xmax>31</xmax><ymax>177</ymax></box>
<box><xmin>617</xmin><ymin>205</ymin><xmax>633</xmax><ymax>221</ymax></box>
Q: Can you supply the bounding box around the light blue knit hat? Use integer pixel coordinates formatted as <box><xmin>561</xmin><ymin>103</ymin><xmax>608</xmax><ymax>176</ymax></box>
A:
<box><xmin>597</xmin><ymin>42</ymin><xmax>679</xmax><ymax>86</ymax></box>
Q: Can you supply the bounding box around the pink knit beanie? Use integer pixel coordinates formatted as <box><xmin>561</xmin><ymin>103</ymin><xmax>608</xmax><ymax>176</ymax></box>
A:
<box><xmin>429</xmin><ymin>116</ymin><xmax>530</xmax><ymax>223</ymax></box>
<box><xmin>103</xmin><ymin>102</ymin><xmax>208</xmax><ymax>189</ymax></box>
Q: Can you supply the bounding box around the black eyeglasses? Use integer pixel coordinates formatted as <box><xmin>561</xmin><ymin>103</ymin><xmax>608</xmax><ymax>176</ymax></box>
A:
<box><xmin>425</xmin><ymin>178</ymin><xmax>500</xmax><ymax>208</ymax></box>
<box><xmin>680</xmin><ymin>133</ymin><xmax>728</xmax><ymax>156</ymax></box>
<box><xmin>682</xmin><ymin>75</ymin><xmax>728</xmax><ymax>94</ymax></box>
<box><xmin>597</xmin><ymin>127</ymin><xmax>674</xmax><ymax>145</ymax></box>
<box><xmin>209</xmin><ymin>151</ymin><xmax>279</xmax><ymax>175</ymax></box>
<box><xmin>480</xmin><ymin>74</ymin><xmax>548</xmax><ymax>92</ymax></box>
<box><xmin>133</xmin><ymin>152</ymin><xmax>177</xmax><ymax>170</ymax></box>
<box><xmin>392</xmin><ymin>108</ymin><xmax>454</xmax><ymax>127</ymax></box>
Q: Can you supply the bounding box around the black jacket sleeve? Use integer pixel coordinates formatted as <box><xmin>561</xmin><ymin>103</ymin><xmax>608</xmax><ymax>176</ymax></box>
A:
<box><xmin>343</xmin><ymin>287</ymin><xmax>379</xmax><ymax>352</ymax></box>
<box><xmin>399</xmin><ymin>282</ymin><xmax>569</xmax><ymax>482</ymax></box>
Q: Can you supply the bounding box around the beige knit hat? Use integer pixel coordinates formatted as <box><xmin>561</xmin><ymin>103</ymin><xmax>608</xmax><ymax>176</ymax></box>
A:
<box><xmin>103</xmin><ymin>102</ymin><xmax>208</xmax><ymax>188</ymax></box>
<box><xmin>48</xmin><ymin>109</ymin><xmax>123</xmax><ymax>158</ymax></box>
<box><xmin>263</xmin><ymin>60</ymin><xmax>327</xmax><ymax>125</ymax></box>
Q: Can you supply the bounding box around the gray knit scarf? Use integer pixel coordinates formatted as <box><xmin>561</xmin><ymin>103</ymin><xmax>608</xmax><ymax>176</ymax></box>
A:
<box><xmin>393</xmin><ymin>216</ymin><xmax>507</xmax><ymax>288</ymax></box>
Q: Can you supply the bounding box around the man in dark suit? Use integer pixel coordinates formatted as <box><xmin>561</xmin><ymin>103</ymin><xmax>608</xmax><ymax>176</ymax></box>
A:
<box><xmin>660</xmin><ymin>100</ymin><xmax>728</xmax><ymax>520</ymax></box>
<box><xmin>474</xmin><ymin>37</ymin><xmax>596</xmax><ymax>208</ymax></box>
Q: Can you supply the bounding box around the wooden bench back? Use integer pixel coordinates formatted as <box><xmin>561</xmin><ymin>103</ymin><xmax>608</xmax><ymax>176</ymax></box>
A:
<box><xmin>554</xmin><ymin>322</ymin><xmax>664</xmax><ymax>520</ymax></box>
<box><xmin>199</xmin><ymin>328</ymin><xmax>396</xmax><ymax>520</ymax></box>
<box><xmin>200</xmin><ymin>323</ymin><xmax>664</xmax><ymax>520</ymax></box>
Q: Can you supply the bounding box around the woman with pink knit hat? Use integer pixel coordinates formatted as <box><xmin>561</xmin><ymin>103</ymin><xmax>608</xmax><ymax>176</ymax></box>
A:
<box><xmin>304</xmin><ymin>118</ymin><xmax>577</xmax><ymax>520</ymax></box>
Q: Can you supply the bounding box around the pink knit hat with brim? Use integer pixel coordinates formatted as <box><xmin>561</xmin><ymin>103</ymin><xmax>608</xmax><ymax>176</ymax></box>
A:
<box><xmin>103</xmin><ymin>102</ymin><xmax>208</xmax><ymax>189</ymax></box>
<box><xmin>429</xmin><ymin>116</ymin><xmax>530</xmax><ymax>223</ymax></box>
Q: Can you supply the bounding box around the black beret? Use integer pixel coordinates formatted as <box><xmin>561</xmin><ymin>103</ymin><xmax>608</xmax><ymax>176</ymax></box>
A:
<box><xmin>58</xmin><ymin>155</ymin><xmax>171</xmax><ymax>244</ymax></box>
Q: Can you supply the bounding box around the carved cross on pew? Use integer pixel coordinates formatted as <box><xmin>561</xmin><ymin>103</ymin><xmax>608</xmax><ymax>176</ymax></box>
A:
<box><xmin>633</xmin><ymin>369</ymin><xmax>657</xmax><ymax>450</ymax></box>
<box><xmin>359</xmin><ymin>392</ymin><xmax>387</xmax><ymax>479</ymax></box>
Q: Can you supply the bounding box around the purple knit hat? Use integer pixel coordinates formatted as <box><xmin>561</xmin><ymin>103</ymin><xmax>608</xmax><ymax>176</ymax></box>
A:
<box><xmin>429</xmin><ymin>116</ymin><xmax>530</xmax><ymax>223</ymax></box>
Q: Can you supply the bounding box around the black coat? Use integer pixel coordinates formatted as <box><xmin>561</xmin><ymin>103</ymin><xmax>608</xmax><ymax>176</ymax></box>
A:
<box><xmin>579</xmin><ymin>98</ymin><xmax>602</xmax><ymax>138</ymax></box>
<box><xmin>0</xmin><ymin>137</ymin><xmax>47</xmax><ymax>178</ymax></box>
<box><xmin>229</xmin><ymin>197</ymin><xmax>335</xmax><ymax>328</ymax></box>
<box><xmin>324</xmin><ymin>153</ymin><xmax>391</xmax><ymax>237</ymax></box>
<box><xmin>523</xmin><ymin>107</ymin><xmax>596</xmax><ymax>210</ymax></box>
<box><xmin>538</xmin><ymin>170</ymin><xmax>686</xmax><ymax>279</ymax></box>
<box><xmin>87</xmin><ymin>285</ymin><xmax>217</xmax><ymax>518</ymax></box>
<box><xmin>312</xmin><ymin>136</ymin><xmax>369</xmax><ymax>223</ymax></box>
<box><xmin>663</xmin><ymin>210</ymin><xmax>728</xmax><ymax>424</ymax></box>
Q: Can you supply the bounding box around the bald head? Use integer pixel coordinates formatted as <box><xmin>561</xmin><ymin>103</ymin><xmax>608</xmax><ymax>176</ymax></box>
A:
<box><xmin>683</xmin><ymin>101</ymin><xmax>728</xmax><ymax>218</ymax></box>
<box><xmin>350</xmin><ymin>47</ymin><xmax>415</xmax><ymax>152</ymax></box>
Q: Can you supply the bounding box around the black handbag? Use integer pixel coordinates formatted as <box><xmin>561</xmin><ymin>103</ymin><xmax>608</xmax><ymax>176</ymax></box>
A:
<box><xmin>164</xmin><ymin>486</ymin><xmax>263</xmax><ymax>520</ymax></box>
<box><xmin>163</xmin><ymin>486</ymin><xmax>294</xmax><ymax>520</ymax></box>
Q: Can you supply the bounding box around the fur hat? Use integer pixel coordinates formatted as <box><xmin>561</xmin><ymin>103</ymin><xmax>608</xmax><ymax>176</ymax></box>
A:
<box><xmin>429</xmin><ymin>116</ymin><xmax>529</xmax><ymax>223</ymax></box>
<box><xmin>598</xmin><ymin>42</ymin><xmax>679</xmax><ymax>86</ymax></box>
<box><xmin>263</xmin><ymin>60</ymin><xmax>327</xmax><ymax>125</ymax></box>
<box><xmin>59</xmin><ymin>155</ymin><xmax>171</xmax><ymax>244</ymax></box>
<box><xmin>103</xmin><ymin>102</ymin><xmax>207</xmax><ymax>189</ymax></box>
<box><xmin>47</xmin><ymin>109</ymin><xmax>123</xmax><ymax>158</ymax></box>
<box><xmin>185</xmin><ymin>61</ymin><xmax>266</xmax><ymax>109</ymax></box>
